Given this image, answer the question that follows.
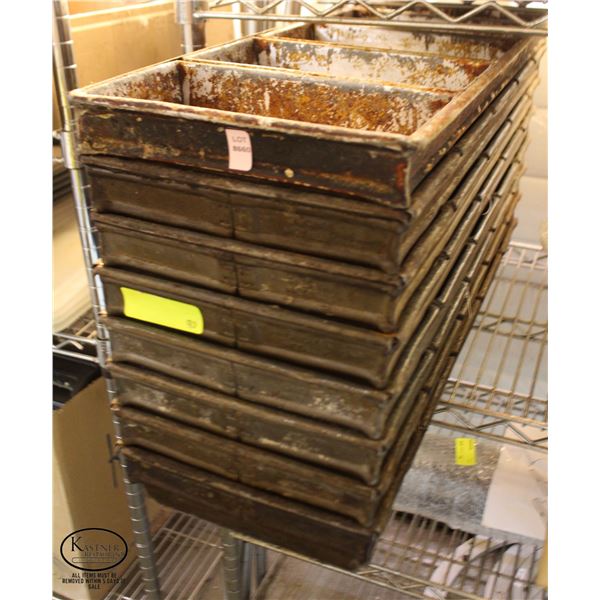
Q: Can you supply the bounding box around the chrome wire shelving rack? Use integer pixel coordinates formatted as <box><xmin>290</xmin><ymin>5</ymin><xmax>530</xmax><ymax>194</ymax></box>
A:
<box><xmin>52</xmin><ymin>1</ymin><xmax>548</xmax><ymax>598</ymax></box>
<box><xmin>53</xmin><ymin>1</ymin><xmax>163</xmax><ymax>596</ymax></box>
<box><xmin>195</xmin><ymin>0</ymin><xmax>548</xmax><ymax>37</ymax></box>
<box><xmin>53</xmin><ymin>311</ymin><xmax>98</xmax><ymax>364</ymax></box>
<box><xmin>432</xmin><ymin>242</ymin><xmax>547</xmax><ymax>452</ymax></box>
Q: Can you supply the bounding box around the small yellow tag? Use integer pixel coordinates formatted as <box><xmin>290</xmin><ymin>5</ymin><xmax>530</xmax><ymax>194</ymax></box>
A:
<box><xmin>121</xmin><ymin>287</ymin><xmax>204</xmax><ymax>334</ymax></box>
<box><xmin>455</xmin><ymin>438</ymin><xmax>477</xmax><ymax>466</ymax></box>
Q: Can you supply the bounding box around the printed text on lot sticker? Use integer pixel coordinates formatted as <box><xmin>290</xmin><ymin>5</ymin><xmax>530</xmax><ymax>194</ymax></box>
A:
<box><xmin>121</xmin><ymin>287</ymin><xmax>204</xmax><ymax>334</ymax></box>
<box><xmin>226</xmin><ymin>129</ymin><xmax>252</xmax><ymax>171</ymax></box>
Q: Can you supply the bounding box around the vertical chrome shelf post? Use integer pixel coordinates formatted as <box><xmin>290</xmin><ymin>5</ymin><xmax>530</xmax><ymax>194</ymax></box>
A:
<box><xmin>176</xmin><ymin>0</ymin><xmax>207</xmax><ymax>53</ymax></box>
<box><xmin>52</xmin><ymin>1</ymin><xmax>162</xmax><ymax>597</ymax></box>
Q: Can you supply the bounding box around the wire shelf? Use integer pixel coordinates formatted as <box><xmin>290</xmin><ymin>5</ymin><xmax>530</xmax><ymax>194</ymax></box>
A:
<box><xmin>230</xmin><ymin>501</ymin><xmax>545</xmax><ymax>599</ymax></box>
<box><xmin>53</xmin><ymin>311</ymin><xmax>99</xmax><ymax>362</ymax></box>
<box><xmin>107</xmin><ymin>511</ymin><xmax>223</xmax><ymax>600</ymax></box>
<box><xmin>194</xmin><ymin>0</ymin><xmax>548</xmax><ymax>36</ymax></box>
<box><xmin>432</xmin><ymin>242</ymin><xmax>548</xmax><ymax>451</ymax></box>
<box><xmin>109</xmin><ymin>508</ymin><xmax>543</xmax><ymax>599</ymax></box>
<box><xmin>363</xmin><ymin>509</ymin><xmax>543</xmax><ymax>599</ymax></box>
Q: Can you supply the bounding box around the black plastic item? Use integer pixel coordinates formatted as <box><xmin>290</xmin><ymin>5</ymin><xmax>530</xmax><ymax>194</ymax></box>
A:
<box><xmin>53</xmin><ymin>353</ymin><xmax>101</xmax><ymax>407</ymax></box>
<box><xmin>53</xmin><ymin>138</ymin><xmax>72</xmax><ymax>202</ymax></box>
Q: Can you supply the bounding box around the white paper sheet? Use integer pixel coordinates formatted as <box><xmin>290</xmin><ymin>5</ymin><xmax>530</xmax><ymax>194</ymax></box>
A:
<box><xmin>482</xmin><ymin>424</ymin><xmax>547</xmax><ymax>541</ymax></box>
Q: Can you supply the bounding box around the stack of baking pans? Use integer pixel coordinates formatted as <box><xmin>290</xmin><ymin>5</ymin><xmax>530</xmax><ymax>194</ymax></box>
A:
<box><xmin>70</xmin><ymin>22</ymin><xmax>544</xmax><ymax>569</ymax></box>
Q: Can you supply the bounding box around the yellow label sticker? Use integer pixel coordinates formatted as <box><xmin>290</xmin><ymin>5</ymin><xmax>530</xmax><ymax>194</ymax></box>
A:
<box><xmin>455</xmin><ymin>438</ymin><xmax>477</xmax><ymax>466</ymax></box>
<box><xmin>121</xmin><ymin>287</ymin><xmax>204</xmax><ymax>334</ymax></box>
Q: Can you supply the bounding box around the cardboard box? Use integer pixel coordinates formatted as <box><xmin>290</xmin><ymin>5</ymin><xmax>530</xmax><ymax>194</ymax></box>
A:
<box><xmin>53</xmin><ymin>1</ymin><xmax>234</xmax><ymax>130</ymax></box>
<box><xmin>67</xmin><ymin>0</ymin><xmax>184</xmax><ymax>87</ymax></box>
<box><xmin>66</xmin><ymin>0</ymin><xmax>234</xmax><ymax>87</ymax></box>
<box><xmin>53</xmin><ymin>377</ymin><xmax>162</xmax><ymax>599</ymax></box>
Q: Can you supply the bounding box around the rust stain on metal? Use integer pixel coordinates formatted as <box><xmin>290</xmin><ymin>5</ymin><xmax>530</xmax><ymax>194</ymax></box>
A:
<box><xmin>302</xmin><ymin>23</ymin><xmax>514</xmax><ymax>61</ymax></box>
<box><xmin>186</xmin><ymin>64</ymin><xmax>451</xmax><ymax>136</ymax></box>
<box><xmin>285</xmin><ymin>165</ymin><xmax>399</xmax><ymax>197</ymax></box>
<box><xmin>395</xmin><ymin>162</ymin><xmax>407</xmax><ymax>193</ymax></box>
<box><xmin>107</xmin><ymin>65</ymin><xmax>183</xmax><ymax>103</ymax></box>
<box><xmin>190</xmin><ymin>36</ymin><xmax>490</xmax><ymax>93</ymax></box>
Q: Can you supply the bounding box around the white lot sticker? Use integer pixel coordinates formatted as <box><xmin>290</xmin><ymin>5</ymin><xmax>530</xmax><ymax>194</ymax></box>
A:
<box><xmin>225</xmin><ymin>129</ymin><xmax>252</xmax><ymax>171</ymax></box>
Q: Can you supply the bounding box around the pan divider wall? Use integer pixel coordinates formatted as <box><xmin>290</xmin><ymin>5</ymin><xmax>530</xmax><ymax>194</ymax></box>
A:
<box><xmin>52</xmin><ymin>2</ymin><xmax>547</xmax><ymax>599</ymax></box>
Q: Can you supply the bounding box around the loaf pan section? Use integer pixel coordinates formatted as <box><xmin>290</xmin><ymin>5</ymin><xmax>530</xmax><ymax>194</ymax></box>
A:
<box><xmin>83</xmin><ymin>63</ymin><xmax>535</xmax><ymax>272</ymax></box>
<box><xmin>71</xmin><ymin>31</ymin><xmax>540</xmax><ymax>206</ymax></box>
<box><xmin>266</xmin><ymin>22</ymin><xmax>516</xmax><ymax>61</ymax></box>
<box><xmin>186</xmin><ymin>35</ymin><xmax>490</xmax><ymax>91</ymax></box>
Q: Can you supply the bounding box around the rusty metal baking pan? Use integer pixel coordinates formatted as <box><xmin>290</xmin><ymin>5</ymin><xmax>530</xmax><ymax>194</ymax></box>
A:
<box><xmin>108</xmin><ymin>193</ymin><xmax>515</xmax><ymax>487</ymax></box>
<box><xmin>97</xmin><ymin>130</ymin><xmax>526</xmax><ymax>388</ymax></box>
<box><xmin>71</xmin><ymin>28</ymin><xmax>541</xmax><ymax>206</ymax></box>
<box><xmin>93</xmin><ymin>211</ymin><xmax>417</xmax><ymax>331</ymax></box>
<box><xmin>92</xmin><ymin>110</ymin><xmax>528</xmax><ymax>331</ymax></box>
<box><xmin>98</xmin><ymin>265</ymin><xmax>411</xmax><ymax>389</ymax></box>
<box><xmin>122</xmin><ymin>445</ymin><xmax>381</xmax><ymax>569</ymax></box>
<box><xmin>72</xmin><ymin>59</ymin><xmax>452</xmax><ymax>208</ymax></box>
<box><xmin>186</xmin><ymin>35</ymin><xmax>490</xmax><ymax>91</ymax></box>
<box><xmin>111</xmin><ymin>358</ymin><xmax>415</xmax><ymax>486</ymax></box>
<box><xmin>83</xmin><ymin>65</ymin><xmax>535</xmax><ymax>273</ymax></box>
